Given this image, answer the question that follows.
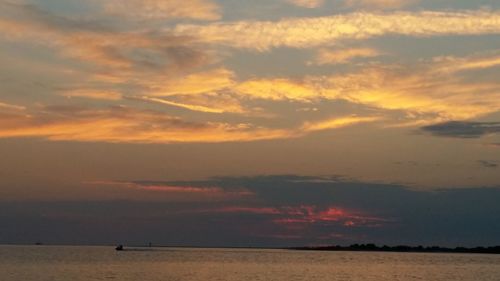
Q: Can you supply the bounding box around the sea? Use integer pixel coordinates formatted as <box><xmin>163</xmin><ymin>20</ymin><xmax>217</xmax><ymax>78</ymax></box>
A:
<box><xmin>1</xmin><ymin>245</ymin><xmax>500</xmax><ymax>281</ymax></box>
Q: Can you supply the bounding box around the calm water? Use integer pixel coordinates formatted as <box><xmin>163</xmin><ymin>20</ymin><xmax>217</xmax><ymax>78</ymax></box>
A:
<box><xmin>1</xmin><ymin>246</ymin><xmax>500</xmax><ymax>281</ymax></box>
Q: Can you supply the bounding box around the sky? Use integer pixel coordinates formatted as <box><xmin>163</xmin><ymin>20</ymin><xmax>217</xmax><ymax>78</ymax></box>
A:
<box><xmin>0</xmin><ymin>0</ymin><xmax>499</xmax><ymax>247</ymax></box>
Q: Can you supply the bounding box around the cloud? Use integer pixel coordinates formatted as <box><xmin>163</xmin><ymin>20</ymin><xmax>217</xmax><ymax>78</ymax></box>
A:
<box><xmin>478</xmin><ymin>160</ymin><xmax>498</xmax><ymax>169</ymax></box>
<box><xmin>301</xmin><ymin>116</ymin><xmax>382</xmax><ymax>132</ymax></box>
<box><xmin>234</xmin><ymin>78</ymin><xmax>319</xmax><ymax>102</ymax></box>
<box><xmin>132</xmin><ymin>95</ymin><xmax>245</xmax><ymax>114</ymax></box>
<box><xmin>0</xmin><ymin>106</ymin><xmax>292</xmax><ymax>143</ymax></box>
<box><xmin>311</xmin><ymin>47</ymin><xmax>381</xmax><ymax>65</ymax></box>
<box><xmin>433</xmin><ymin>54</ymin><xmax>500</xmax><ymax>73</ymax></box>
<box><xmin>0</xmin><ymin>105</ymin><xmax>380</xmax><ymax>143</ymax></box>
<box><xmin>89</xmin><ymin>180</ymin><xmax>254</xmax><ymax>201</ymax></box>
<box><xmin>233</xmin><ymin>52</ymin><xmax>500</xmax><ymax>122</ymax></box>
<box><xmin>103</xmin><ymin>0</ymin><xmax>221</xmax><ymax>21</ymax></box>
<box><xmin>62</xmin><ymin>90</ymin><xmax>123</xmax><ymax>101</ymax></box>
<box><xmin>421</xmin><ymin>121</ymin><xmax>500</xmax><ymax>138</ymax></box>
<box><xmin>343</xmin><ymin>0</ymin><xmax>418</xmax><ymax>10</ymax></box>
<box><xmin>173</xmin><ymin>10</ymin><xmax>500</xmax><ymax>50</ymax></box>
<box><xmin>0</xmin><ymin>101</ymin><xmax>25</xmax><ymax>111</ymax></box>
<box><xmin>4</xmin><ymin>175</ymin><xmax>500</xmax><ymax>246</ymax></box>
<box><xmin>215</xmin><ymin>206</ymin><xmax>283</xmax><ymax>215</ymax></box>
<box><xmin>287</xmin><ymin>0</ymin><xmax>324</xmax><ymax>8</ymax></box>
<box><xmin>145</xmin><ymin>68</ymin><xmax>235</xmax><ymax>96</ymax></box>
<box><xmin>0</xmin><ymin>2</ymin><xmax>216</xmax><ymax>75</ymax></box>
<box><xmin>1</xmin><ymin>1</ymin><xmax>499</xmax><ymax>142</ymax></box>
<box><xmin>217</xmin><ymin>205</ymin><xmax>385</xmax><ymax>227</ymax></box>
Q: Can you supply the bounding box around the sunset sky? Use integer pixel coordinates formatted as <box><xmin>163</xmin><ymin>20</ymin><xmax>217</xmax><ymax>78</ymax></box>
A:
<box><xmin>1</xmin><ymin>0</ymin><xmax>499</xmax><ymax>247</ymax></box>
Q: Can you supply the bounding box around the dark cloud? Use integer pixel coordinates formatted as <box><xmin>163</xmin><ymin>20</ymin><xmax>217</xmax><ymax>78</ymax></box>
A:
<box><xmin>2</xmin><ymin>175</ymin><xmax>500</xmax><ymax>247</ymax></box>
<box><xmin>421</xmin><ymin>121</ymin><xmax>500</xmax><ymax>138</ymax></box>
<box><xmin>478</xmin><ymin>160</ymin><xmax>498</xmax><ymax>168</ymax></box>
<box><xmin>0</xmin><ymin>2</ymin><xmax>215</xmax><ymax>75</ymax></box>
<box><xmin>0</xmin><ymin>2</ymin><xmax>112</xmax><ymax>33</ymax></box>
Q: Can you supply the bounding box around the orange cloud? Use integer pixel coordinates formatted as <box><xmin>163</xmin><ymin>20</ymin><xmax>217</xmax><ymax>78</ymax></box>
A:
<box><xmin>311</xmin><ymin>47</ymin><xmax>381</xmax><ymax>65</ymax></box>
<box><xmin>301</xmin><ymin>116</ymin><xmax>383</xmax><ymax>132</ymax></box>
<box><xmin>146</xmin><ymin>68</ymin><xmax>235</xmax><ymax>96</ymax></box>
<box><xmin>104</xmin><ymin>0</ymin><xmax>221</xmax><ymax>21</ymax></box>
<box><xmin>343</xmin><ymin>0</ymin><xmax>418</xmax><ymax>10</ymax></box>
<box><xmin>134</xmin><ymin>92</ymin><xmax>246</xmax><ymax>114</ymax></box>
<box><xmin>0</xmin><ymin>105</ymin><xmax>382</xmax><ymax>143</ymax></box>
<box><xmin>234</xmin><ymin>78</ymin><xmax>319</xmax><ymax>102</ymax></box>
<box><xmin>0</xmin><ymin>101</ymin><xmax>25</xmax><ymax>111</ymax></box>
<box><xmin>231</xmin><ymin>53</ymin><xmax>500</xmax><ymax>123</ymax></box>
<box><xmin>89</xmin><ymin>180</ymin><xmax>254</xmax><ymax>201</ymax></box>
<box><xmin>0</xmin><ymin>2</ymin><xmax>215</xmax><ymax>78</ymax></box>
<box><xmin>0</xmin><ymin>106</ymin><xmax>295</xmax><ymax>143</ymax></box>
<box><xmin>173</xmin><ymin>10</ymin><xmax>500</xmax><ymax>50</ymax></box>
<box><xmin>62</xmin><ymin>90</ymin><xmax>123</xmax><ymax>101</ymax></box>
<box><xmin>287</xmin><ymin>0</ymin><xmax>325</xmax><ymax>8</ymax></box>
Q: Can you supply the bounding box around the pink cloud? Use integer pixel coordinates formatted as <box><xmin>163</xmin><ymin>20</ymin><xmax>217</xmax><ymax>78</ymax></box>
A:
<box><xmin>271</xmin><ymin>205</ymin><xmax>387</xmax><ymax>227</ymax></box>
<box><xmin>87</xmin><ymin>180</ymin><xmax>254</xmax><ymax>198</ymax></box>
<box><xmin>215</xmin><ymin>206</ymin><xmax>282</xmax><ymax>215</ymax></box>
<box><xmin>209</xmin><ymin>204</ymin><xmax>387</xmax><ymax>228</ymax></box>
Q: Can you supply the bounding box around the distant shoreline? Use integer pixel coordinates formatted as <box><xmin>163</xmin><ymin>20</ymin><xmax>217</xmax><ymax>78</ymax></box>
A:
<box><xmin>291</xmin><ymin>244</ymin><xmax>500</xmax><ymax>255</ymax></box>
<box><xmin>2</xmin><ymin>243</ymin><xmax>500</xmax><ymax>254</ymax></box>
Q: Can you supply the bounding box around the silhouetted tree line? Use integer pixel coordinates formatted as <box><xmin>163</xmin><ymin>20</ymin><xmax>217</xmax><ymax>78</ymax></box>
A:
<box><xmin>292</xmin><ymin>244</ymin><xmax>500</xmax><ymax>254</ymax></box>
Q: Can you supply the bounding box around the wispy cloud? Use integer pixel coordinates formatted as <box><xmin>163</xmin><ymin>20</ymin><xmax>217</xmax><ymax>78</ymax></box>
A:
<box><xmin>0</xmin><ymin>101</ymin><xmax>25</xmax><ymax>111</ymax></box>
<box><xmin>173</xmin><ymin>10</ymin><xmax>500</xmax><ymax>50</ymax></box>
<box><xmin>215</xmin><ymin>205</ymin><xmax>386</xmax><ymax>227</ymax></box>
<box><xmin>301</xmin><ymin>116</ymin><xmax>382</xmax><ymax>132</ymax></box>
<box><xmin>145</xmin><ymin>68</ymin><xmax>235</xmax><ymax>97</ymax></box>
<box><xmin>478</xmin><ymin>160</ymin><xmax>498</xmax><ymax>169</ymax></box>
<box><xmin>89</xmin><ymin>180</ymin><xmax>254</xmax><ymax>200</ymax></box>
<box><xmin>234</xmin><ymin>53</ymin><xmax>500</xmax><ymax>122</ymax></box>
<box><xmin>0</xmin><ymin>1</ymin><xmax>215</xmax><ymax>75</ymax></box>
<box><xmin>343</xmin><ymin>0</ymin><xmax>418</xmax><ymax>10</ymax></box>
<box><xmin>133</xmin><ymin>95</ymin><xmax>245</xmax><ymax>114</ymax></box>
<box><xmin>0</xmin><ymin>106</ymin><xmax>294</xmax><ymax>143</ymax></box>
<box><xmin>62</xmin><ymin>90</ymin><xmax>123</xmax><ymax>101</ymax></box>
<box><xmin>103</xmin><ymin>0</ymin><xmax>221</xmax><ymax>21</ymax></box>
<box><xmin>0</xmin><ymin>104</ymin><xmax>382</xmax><ymax>143</ymax></box>
<box><xmin>311</xmin><ymin>47</ymin><xmax>381</xmax><ymax>65</ymax></box>
<box><xmin>286</xmin><ymin>0</ymin><xmax>324</xmax><ymax>8</ymax></box>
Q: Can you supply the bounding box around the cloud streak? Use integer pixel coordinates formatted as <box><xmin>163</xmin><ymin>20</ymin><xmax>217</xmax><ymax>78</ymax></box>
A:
<box><xmin>0</xmin><ymin>105</ymin><xmax>380</xmax><ymax>143</ymax></box>
<box><xmin>311</xmin><ymin>47</ymin><xmax>381</xmax><ymax>65</ymax></box>
<box><xmin>173</xmin><ymin>10</ymin><xmax>500</xmax><ymax>50</ymax></box>
<box><xmin>421</xmin><ymin>121</ymin><xmax>500</xmax><ymax>138</ymax></box>
<box><xmin>287</xmin><ymin>0</ymin><xmax>325</xmax><ymax>8</ymax></box>
<box><xmin>343</xmin><ymin>0</ymin><xmax>418</xmax><ymax>10</ymax></box>
<box><xmin>103</xmin><ymin>0</ymin><xmax>221</xmax><ymax>21</ymax></box>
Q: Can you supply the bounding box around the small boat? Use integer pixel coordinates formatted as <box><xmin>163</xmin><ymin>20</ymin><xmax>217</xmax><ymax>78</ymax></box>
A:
<box><xmin>115</xmin><ymin>245</ymin><xmax>124</xmax><ymax>251</ymax></box>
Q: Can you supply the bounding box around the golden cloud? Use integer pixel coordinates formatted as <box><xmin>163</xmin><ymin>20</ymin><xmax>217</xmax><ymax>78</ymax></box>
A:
<box><xmin>301</xmin><ymin>116</ymin><xmax>383</xmax><ymax>132</ymax></box>
<box><xmin>234</xmin><ymin>78</ymin><xmax>320</xmax><ymax>102</ymax></box>
<box><xmin>133</xmin><ymin>95</ymin><xmax>246</xmax><ymax>114</ymax></box>
<box><xmin>343</xmin><ymin>0</ymin><xmax>418</xmax><ymax>10</ymax></box>
<box><xmin>0</xmin><ymin>105</ymin><xmax>382</xmax><ymax>143</ymax></box>
<box><xmin>0</xmin><ymin>106</ymin><xmax>288</xmax><ymax>143</ymax></box>
<box><xmin>229</xmin><ymin>53</ymin><xmax>500</xmax><ymax>122</ymax></box>
<box><xmin>103</xmin><ymin>0</ymin><xmax>221</xmax><ymax>20</ymax></box>
<box><xmin>287</xmin><ymin>0</ymin><xmax>325</xmax><ymax>8</ymax></box>
<box><xmin>311</xmin><ymin>47</ymin><xmax>381</xmax><ymax>65</ymax></box>
<box><xmin>62</xmin><ymin>90</ymin><xmax>123</xmax><ymax>101</ymax></box>
<box><xmin>146</xmin><ymin>68</ymin><xmax>235</xmax><ymax>96</ymax></box>
<box><xmin>0</xmin><ymin>101</ymin><xmax>25</xmax><ymax>111</ymax></box>
<box><xmin>173</xmin><ymin>10</ymin><xmax>500</xmax><ymax>50</ymax></box>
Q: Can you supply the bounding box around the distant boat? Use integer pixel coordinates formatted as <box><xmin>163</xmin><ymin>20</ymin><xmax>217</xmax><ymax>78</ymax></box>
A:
<box><xmin>115</xmin><ymin>245</ymin><xmax>124</xmax><ymax>251</ymax></box>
